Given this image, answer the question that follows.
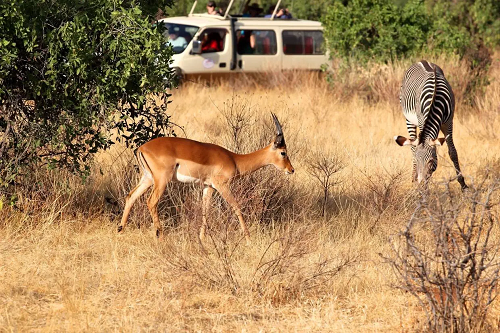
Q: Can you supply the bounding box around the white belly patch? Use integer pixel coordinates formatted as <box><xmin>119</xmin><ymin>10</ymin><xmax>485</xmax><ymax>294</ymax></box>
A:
<box><xmin>172</xmin><ymin>163</ymin><xmax>206</xmax><ymax>184</ymax></box>
<box><xmin>175</xmin><ymin>171</ymin><xmax>200</xmax><ymax>183</ymax></box>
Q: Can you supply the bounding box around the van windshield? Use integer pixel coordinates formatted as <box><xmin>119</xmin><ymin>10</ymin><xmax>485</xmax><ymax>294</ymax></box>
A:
<box><xmin>164</xmin><ymin>23</ymin><xmax>199</xmax><ymax>54</ymax></box>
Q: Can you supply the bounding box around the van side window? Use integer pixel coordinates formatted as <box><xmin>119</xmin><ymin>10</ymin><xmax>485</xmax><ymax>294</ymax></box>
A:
<box><xmin>200</xmin><ymin>28</ymin><xmax>227</xmax><ymax>53</ymax></box>
<box><xmin>282</xmin><ymin>30</ymin><xmax>324</xmax><ymax>55</ymax></box>
<box><xmin>237</xmin><ymin>30</ymin><xmax>277</xmax><ymax>55</ymax></box>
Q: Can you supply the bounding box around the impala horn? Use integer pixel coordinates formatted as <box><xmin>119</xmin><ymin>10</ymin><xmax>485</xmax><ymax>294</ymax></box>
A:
<box><xmin>271</xmin><ymin>113</ymin><xmax>285</xmax><ymax>148</ymax></box>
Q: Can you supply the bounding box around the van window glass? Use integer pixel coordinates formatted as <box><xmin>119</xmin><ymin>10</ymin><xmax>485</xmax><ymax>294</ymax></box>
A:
<box><xmin>236</xmin><ymin>30</ymin><xmax>277</xmax><ymax>55</ymax></box>
<box><xmin>200</xmin><ymin>28</ymin><xmax>227</xmax><ymax>53</ymax></box>
<box><xmin>164</xmin><ymin>23</ymin><xmax>199</xmax><ymax>54</ymax></box>
<box><xmin>282</xmin><ymin>30</ymin><xmax>324</xmax><ymax>55</ymax></box>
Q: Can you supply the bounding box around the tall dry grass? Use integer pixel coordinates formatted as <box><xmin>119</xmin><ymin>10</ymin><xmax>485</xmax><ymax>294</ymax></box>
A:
<box><xmin>1</xmin><ymin>54</ymin><xmax>500</xmax><ymax>332</ymax></box>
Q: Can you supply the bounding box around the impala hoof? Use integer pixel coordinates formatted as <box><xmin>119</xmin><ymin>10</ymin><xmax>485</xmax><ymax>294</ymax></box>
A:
<box><xmin>117</xmin><ymin>225</ymin><xmax>123</xmax><ymax>233</ymax></box>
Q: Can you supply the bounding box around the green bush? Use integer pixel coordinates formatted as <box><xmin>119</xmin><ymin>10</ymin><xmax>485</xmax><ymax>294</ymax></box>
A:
<box><xmin>322</xmin><ymin>0</ymin><xmax>500</xmax><ymax>64</ymax></box>
<box><xmin>429</xmin><ymin>0</ymin><xmax>500</xmax><ymax>54</ymax></box>
<box><xmin>322</xmin><ymin>0</ymin><xmax>431</xmax><ymax>63</ymax></box>
<box><xmin>0</xmin><ymin>0</ymin><xmax>175</xmax><ymax>188</ymax></box>
<box><xmin>428</xmin><ymin>0</ymin><xmax>498</xmax><ymax>104</ymax></box>
<box><xmin>288</xmin><ymin>0</ymin><xmax>336</xmax><ymax>21</ymax></box>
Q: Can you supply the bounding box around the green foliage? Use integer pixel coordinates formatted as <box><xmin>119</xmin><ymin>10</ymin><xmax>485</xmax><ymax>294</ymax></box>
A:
<box><xmin>0</xmin><ymin>0</ymin><xmax>175</xmax><ymax>188</ymax></box>
<box><xmin>322</xmin><ymin>0</ymin><xmax>431</xmax><ymax>63</ymax></box>
<box><xmin>472</xmin><ymin>0</ymin><xmax>500</xmax><ymax>47</ymax></box>
<box><xmin>429</xmin><ymin>0</ymin><xmax>500</xmax><ymax>53</ymax></box>
<box><xmin>427</xmin><ymin>0</ymin><xmax>497</xmax><ymax>104</ymax></box>
<box><xmin>290</xmin><ymin>0</ymin><xmax>337</xmax><ymax>21</ymax></box>
<box><xmin>322</xmin><ymin>0</ymin><xmax>500</xmax><ymax>64</ymax></box>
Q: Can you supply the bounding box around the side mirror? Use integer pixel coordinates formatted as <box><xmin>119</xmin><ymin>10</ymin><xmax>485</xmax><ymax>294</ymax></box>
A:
<box><xmin>192</xmin><ymin>40</ymin><xmax>202</xmax><ymax>54</ymax></box>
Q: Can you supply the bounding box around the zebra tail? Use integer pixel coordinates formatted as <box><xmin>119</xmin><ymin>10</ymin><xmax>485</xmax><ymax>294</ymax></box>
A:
<box><xmin>419</xmin><ymin>64</ymin><xmax>438</xmax><ymax>143</ymax></box>
<box><xmin>430</xmin><ymin>64</ymin><xmax>437</xmax><ymax>109</ymax></box>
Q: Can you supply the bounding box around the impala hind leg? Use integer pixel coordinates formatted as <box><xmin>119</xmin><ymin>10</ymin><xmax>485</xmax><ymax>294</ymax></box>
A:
<box><xmin>216</xmin><ymin>183</ymin><xmax>251</xmax><ymax>243</ymax></box>
<box><xmin>147</xmin><ymin>177</ymin><xmax>170</xmax><ymax>239</ymax></box>
<box><xmin>119</xmin><ymin>175</ymin><xmax>153</xmax><ymax>233</ymax></box>
<box><xmin>200</xmin><ymin>186</ymin><xmax>214</xmax><ymax>241</ymax></box>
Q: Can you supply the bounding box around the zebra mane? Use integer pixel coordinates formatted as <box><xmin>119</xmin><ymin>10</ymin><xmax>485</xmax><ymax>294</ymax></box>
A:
<box><xmin>419</xmin><ymin>62</ymin><xmax>438</xmax><ymax>144</ymax></box>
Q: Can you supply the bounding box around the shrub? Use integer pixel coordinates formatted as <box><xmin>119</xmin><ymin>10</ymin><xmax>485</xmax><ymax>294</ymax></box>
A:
<box><xmin>386</xmin><ymin>178</ymin><xmax>500</xmax><ymax>332</ymax></box>
<box><xmin>322</xmin><ymin>0</ymin><xmax>431</xmax><ymax>63</ymax></box>
<box><xmin>0</xmin><ymin>0</ymin><xmax>175</xmax><ymax>191</ymax></box>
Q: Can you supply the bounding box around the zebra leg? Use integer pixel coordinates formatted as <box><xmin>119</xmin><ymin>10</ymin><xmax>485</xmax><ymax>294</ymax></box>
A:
<box><xmin>442</xmin><ymin>123</ymin><xmax>468</xmax><ymax>190</ymax></box>
<box><xmin>406</xmin><ymin>120</ymin><xmax>418</xmax><ymax>182</ymax></box>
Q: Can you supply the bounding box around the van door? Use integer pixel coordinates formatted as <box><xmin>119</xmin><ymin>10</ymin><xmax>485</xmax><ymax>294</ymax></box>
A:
<box><xmin>281</xmin><ymin>30</ymin><xmax>327</xmax><ymax>70</ymax></box>
<box><xmin>181</xmin><ymin>28</ymin><xmax>233</xmax><ymax>74</ymax></box>
<box><xmin>235</xmin><ymin>27</ymin><xmax>281</xmax><ymax>72</ymax></box>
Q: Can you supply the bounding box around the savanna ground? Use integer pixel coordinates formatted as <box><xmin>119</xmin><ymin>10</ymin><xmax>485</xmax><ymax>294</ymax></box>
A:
<box><xmin>1</xmin><ymin>54</ymin><xmax>500</xmax><ymax>332</ymax></box>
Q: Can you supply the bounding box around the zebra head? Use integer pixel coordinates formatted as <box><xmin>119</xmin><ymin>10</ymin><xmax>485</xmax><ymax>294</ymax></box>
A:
<box><xmin>395</xmin><ymin>136</ymin><xmax>446</xmax><ymax>184</ymax></box>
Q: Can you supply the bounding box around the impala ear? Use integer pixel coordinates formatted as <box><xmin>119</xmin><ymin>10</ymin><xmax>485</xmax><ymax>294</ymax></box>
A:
<box><xmin>271</xmin><ymin>113</ymin><xmax>286</xmax><ymax>148</ymax></box>
<box><xmin>394</xmin><ymin>135</ymin><xmax>416</xmax><ymax>147</ymax></box>
<box><xmin>429</xmin><ymin>137</ymin><xmax>446</xmax><ymax>146</ymax></box>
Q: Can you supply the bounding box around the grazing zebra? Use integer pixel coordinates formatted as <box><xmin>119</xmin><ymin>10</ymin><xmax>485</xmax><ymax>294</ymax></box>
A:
<box><xmin>394</xmin><ymin>60</ymin><xmax>467</xmax><ymax>190</ymax></box>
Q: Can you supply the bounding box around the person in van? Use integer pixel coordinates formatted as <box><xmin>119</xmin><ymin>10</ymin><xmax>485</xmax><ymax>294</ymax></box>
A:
<box><xmin>237</xmin><ymin>30</ymin><xmax>255</xmax><ymax>54</ymax></box>
<box><xmin>168</xmin><ymin>29</ymin><xmax>188</xmax><ymax>50</ymax></box>
<box><xmin>264</xmin><ymin>5</ymin><xmax>292</xmax><ymax>19</ymax></box>
<box><xmin>206</xmin><ymin>1</ymin><xmax>222</xmax><ymax>15</ymax></box>
<box><xmin>242</xmin><ymin>1</ymin><xmax>263</xmax><ymax>17</ymax></box>
<box><xmin>202</xmin><ymin>32</ymin><xmax>223</xmax><ymax>52</ymax></box>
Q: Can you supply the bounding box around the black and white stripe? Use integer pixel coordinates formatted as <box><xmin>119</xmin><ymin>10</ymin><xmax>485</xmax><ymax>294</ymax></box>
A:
<box><xmin>398</xmin><ymin>60</ymin><xmax>467</xmax><ymax>189</ymax></box>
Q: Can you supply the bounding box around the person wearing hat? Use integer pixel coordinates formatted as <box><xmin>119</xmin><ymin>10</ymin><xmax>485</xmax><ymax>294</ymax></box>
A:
<box><xmin>167</xmin><ymin>27</ymin><xmax>187</xmax><ymax>50</ymax></box>
<box><xmin>243</xmin><ymin>0</ymin><xmax>263</xmax><ymax>17</ymax></box>
<box><xmin>206</xmin><ymin>1</ymin><xmax>222</xmax><ymax>15</ymax></box>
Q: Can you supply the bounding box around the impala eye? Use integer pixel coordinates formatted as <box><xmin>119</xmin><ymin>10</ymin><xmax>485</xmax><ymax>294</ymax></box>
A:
<box><xmin>281</xmin><ymin>152</ymin><xmax>286</xmax><ymax>157</ymax></box>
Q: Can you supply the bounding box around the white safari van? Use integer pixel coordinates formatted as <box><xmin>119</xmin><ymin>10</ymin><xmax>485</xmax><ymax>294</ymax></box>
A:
<box><xmin>161</xmin><ymin>1</ymin><xmax>329</xmax><ymax>80</ymax></box>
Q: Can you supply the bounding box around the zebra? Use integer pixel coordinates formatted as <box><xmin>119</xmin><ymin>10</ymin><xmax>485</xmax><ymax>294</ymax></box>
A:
<box><xmin>394</xmin><ymin>60</ymin><xmax>467</xmax><ymax>190</ymax></box>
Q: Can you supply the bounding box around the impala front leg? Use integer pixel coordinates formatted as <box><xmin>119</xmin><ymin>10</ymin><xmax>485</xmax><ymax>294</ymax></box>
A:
<box><xmin>200</xmin><ymin>186</ymin><xmax>214</xmax><ymax>241</ymax></box>
<box><xmin>216</xmin><ymin>183</ymin><xmax>251</xmax><ymax>243</ymax></box>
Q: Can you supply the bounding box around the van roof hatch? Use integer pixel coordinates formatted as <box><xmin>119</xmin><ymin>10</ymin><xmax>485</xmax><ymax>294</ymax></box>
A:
<box><xmin>189</xmin><ymin>0</ymin><xmax>284</xmax><ymax>20</ymax></box>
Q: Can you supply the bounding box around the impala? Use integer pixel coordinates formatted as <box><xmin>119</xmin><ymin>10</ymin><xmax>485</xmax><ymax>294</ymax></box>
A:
<box><xmin>118</xmin><ymin>113</ymin><xmax>294</xmax><ymax>242</ymax></box>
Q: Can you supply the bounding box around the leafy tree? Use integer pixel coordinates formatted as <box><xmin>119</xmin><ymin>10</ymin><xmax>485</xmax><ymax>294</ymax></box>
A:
<box><xmin>0</xmin><ymin>0</ymin><xmax>175</xmax><ymax>190</ymax></box>
<box><xmin>289</xmin><ymin>0</ymin><xmax>337</xmax><ymax>21</ymax></box>
<box><xmin>427</xmin><ymin>0</ymin><xmax>499</xmax><ymax>104</ymax></box>
<box><xmin>322</xmin><ymin>0</ymin><xmax>431</xmax><ymax>63</ymax></box>
<box><xmin>428</xmin><ymin>0</ymin><xmax>500</xmax><ymax>53</ymax></box>
<box><xmin>322</xmin><ymin>0</ymin><xmax>500</xmax><ymax>64</ymax></box>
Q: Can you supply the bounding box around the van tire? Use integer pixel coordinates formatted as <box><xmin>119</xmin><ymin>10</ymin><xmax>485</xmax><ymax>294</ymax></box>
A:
<box><xmin>172</xmin><ymin>67</ymin><xmax>184</xmax><ymax>86</ymax></box>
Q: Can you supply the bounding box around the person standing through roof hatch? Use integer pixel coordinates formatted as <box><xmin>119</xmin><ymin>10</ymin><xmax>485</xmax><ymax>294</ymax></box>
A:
<box><xmin>264</xmin><ymin>5</ymin><xmax>292</xmax><ymax>19</ymax></box>
<box><xmin>242</xmin><ymin>0</ymin><xmax>263</xmax><ymax>17</ymax></box>
<box><xmin>206</xmin><ymin>1</ymin><xmax>222</xmax><ymax>15</ymax></box>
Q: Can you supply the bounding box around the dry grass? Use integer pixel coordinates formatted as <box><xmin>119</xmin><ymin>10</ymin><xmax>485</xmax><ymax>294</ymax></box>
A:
<box><xmin>1</xmin><ymin>54</ymin><xmax>500</xmax><ymax>332</ymax></box>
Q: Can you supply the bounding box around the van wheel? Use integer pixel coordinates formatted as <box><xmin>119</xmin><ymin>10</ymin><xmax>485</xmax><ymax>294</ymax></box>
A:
<box><xmin>172</xmin><ymin>67</ymin><xmax>183</xmax><ymax>87</ymax></box>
